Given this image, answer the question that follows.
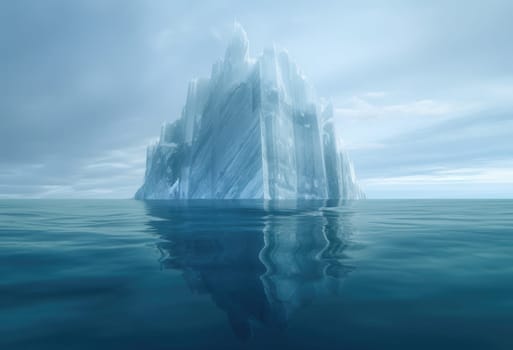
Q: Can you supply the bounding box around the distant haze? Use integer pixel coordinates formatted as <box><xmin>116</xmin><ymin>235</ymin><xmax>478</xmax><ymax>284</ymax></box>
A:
<box><xmin>1</xmin><ymin>0</ymin><xmax>513</xmax><ymax>198</ymax></box>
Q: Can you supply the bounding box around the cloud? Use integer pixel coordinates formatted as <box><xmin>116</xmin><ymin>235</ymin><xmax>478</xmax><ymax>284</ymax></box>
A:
<box><xmin>331</xmin><ymin>92</ymin><xmax>482</xmax><ymax>160</ymax></box>
<box><xmin>341</xmin><ymin>141</ymin><xmax>386</xmax><ymax>151</ymax></box>
<box><xmin>335</xmin><ymin>96</ymin><xmax>463</xmax><ymax>119</ymax></box>
<box><xmin>350</xmin><ymin>109</ymin><xmax>513</xmax><ymax>175</ymax></box>
<box><xmin>363</xmin><ymin>164</ymin><xmax>513</xmax><ymax>186</ymax></box>
<box><xmin>0</xmin><ymin>141</ymin><xmax>151</xmax><ymax>199</ymax></box>
<box><xmin>362</xmin><ymin>91</ymin><xmax>387</xmax><ymax>98</ymax></box>
<box><xmin>360</xmin><ymin>163</ymin><xmax>513</xmax><ymax>198</ymax></box>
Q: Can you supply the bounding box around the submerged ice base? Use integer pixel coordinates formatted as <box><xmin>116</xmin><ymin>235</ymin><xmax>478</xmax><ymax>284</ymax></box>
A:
<box><xmin>136</xmin><ymin>24</ymin><xmax>364</xmax><ymax>200</ymax></box>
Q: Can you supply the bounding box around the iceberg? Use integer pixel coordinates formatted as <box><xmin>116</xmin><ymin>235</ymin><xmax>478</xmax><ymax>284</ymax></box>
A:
<box><xmin>135</xmin><ymin>23</ymin><xmax>364</xmax><ymax>200</ymax></box>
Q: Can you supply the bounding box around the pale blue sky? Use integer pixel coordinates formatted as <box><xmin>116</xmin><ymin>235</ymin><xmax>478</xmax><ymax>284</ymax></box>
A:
<box><xmin>1</xmin><ymin>0</ymin><xmax>513</xmax><ymax>198</ymax></box>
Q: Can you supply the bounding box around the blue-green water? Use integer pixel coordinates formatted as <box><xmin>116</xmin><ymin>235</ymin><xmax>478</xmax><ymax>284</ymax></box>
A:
<box><xmin>1</xmin><ymin>199</ymin><xmax>512</xmax><ymax>349</ymax></box>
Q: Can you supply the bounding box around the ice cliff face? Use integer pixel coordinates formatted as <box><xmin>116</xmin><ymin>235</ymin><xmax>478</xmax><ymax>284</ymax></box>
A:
<box><xmin>135</xmin><ymin>24</ymin><xmax>364</xmax><ymax>200</ymax></box>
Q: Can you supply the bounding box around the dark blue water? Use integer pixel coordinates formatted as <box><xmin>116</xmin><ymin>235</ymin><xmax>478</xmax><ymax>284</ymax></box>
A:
<box><xmin>1</xmin><ymin>200</ymin><xmax>512</xmax><ymax>349</ymax></box>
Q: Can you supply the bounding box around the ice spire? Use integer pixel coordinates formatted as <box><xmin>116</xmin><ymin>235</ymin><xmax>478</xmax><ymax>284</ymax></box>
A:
<box><xmin>219</xmin><ymin>22</ymin><xmax>252</xmax><ymax>88</ymax></box>
<box><xmin>224</xmin><ymin>22</ymin><xmax>250</xmax><ymax>65</ymax></box>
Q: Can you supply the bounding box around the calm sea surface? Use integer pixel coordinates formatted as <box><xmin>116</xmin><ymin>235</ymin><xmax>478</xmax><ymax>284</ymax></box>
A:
<box><xmin>1</xmin><ymin>199</ymin><xmax>512</xmax><ymax>349</ymax></box>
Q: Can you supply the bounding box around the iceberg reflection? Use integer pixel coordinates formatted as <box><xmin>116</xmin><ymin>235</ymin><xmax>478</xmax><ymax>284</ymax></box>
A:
<box><xmin>144</xmin><ymin>200</ymin><xmax>355</xmax><ymax>340</ymax></box>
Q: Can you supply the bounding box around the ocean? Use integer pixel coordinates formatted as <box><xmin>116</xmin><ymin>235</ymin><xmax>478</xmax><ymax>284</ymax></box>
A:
<box><xmin>1</xmin><ymin>199</ymin><xmax>512</xmax><ymax>349</ymax></box>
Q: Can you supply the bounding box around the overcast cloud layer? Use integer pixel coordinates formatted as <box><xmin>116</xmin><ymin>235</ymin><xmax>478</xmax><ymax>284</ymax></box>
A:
<box><xmin>1</xmin><ymin>0</ymin><xmax>513</xmax><ymax>198</ymax></box>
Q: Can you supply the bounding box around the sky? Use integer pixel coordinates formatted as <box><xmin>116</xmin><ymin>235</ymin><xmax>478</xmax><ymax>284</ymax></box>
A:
<box><xmin>1</xmin><ymin>0</ymin><xmax>513</xmax><ymax>198</ymax></box>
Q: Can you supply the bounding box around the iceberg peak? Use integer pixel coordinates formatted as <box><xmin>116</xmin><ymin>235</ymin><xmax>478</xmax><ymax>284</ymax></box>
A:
<box><xmin>224</xmin><ymin>22</ymin><xmax>250</xmax><ymax>65</ymax></box>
